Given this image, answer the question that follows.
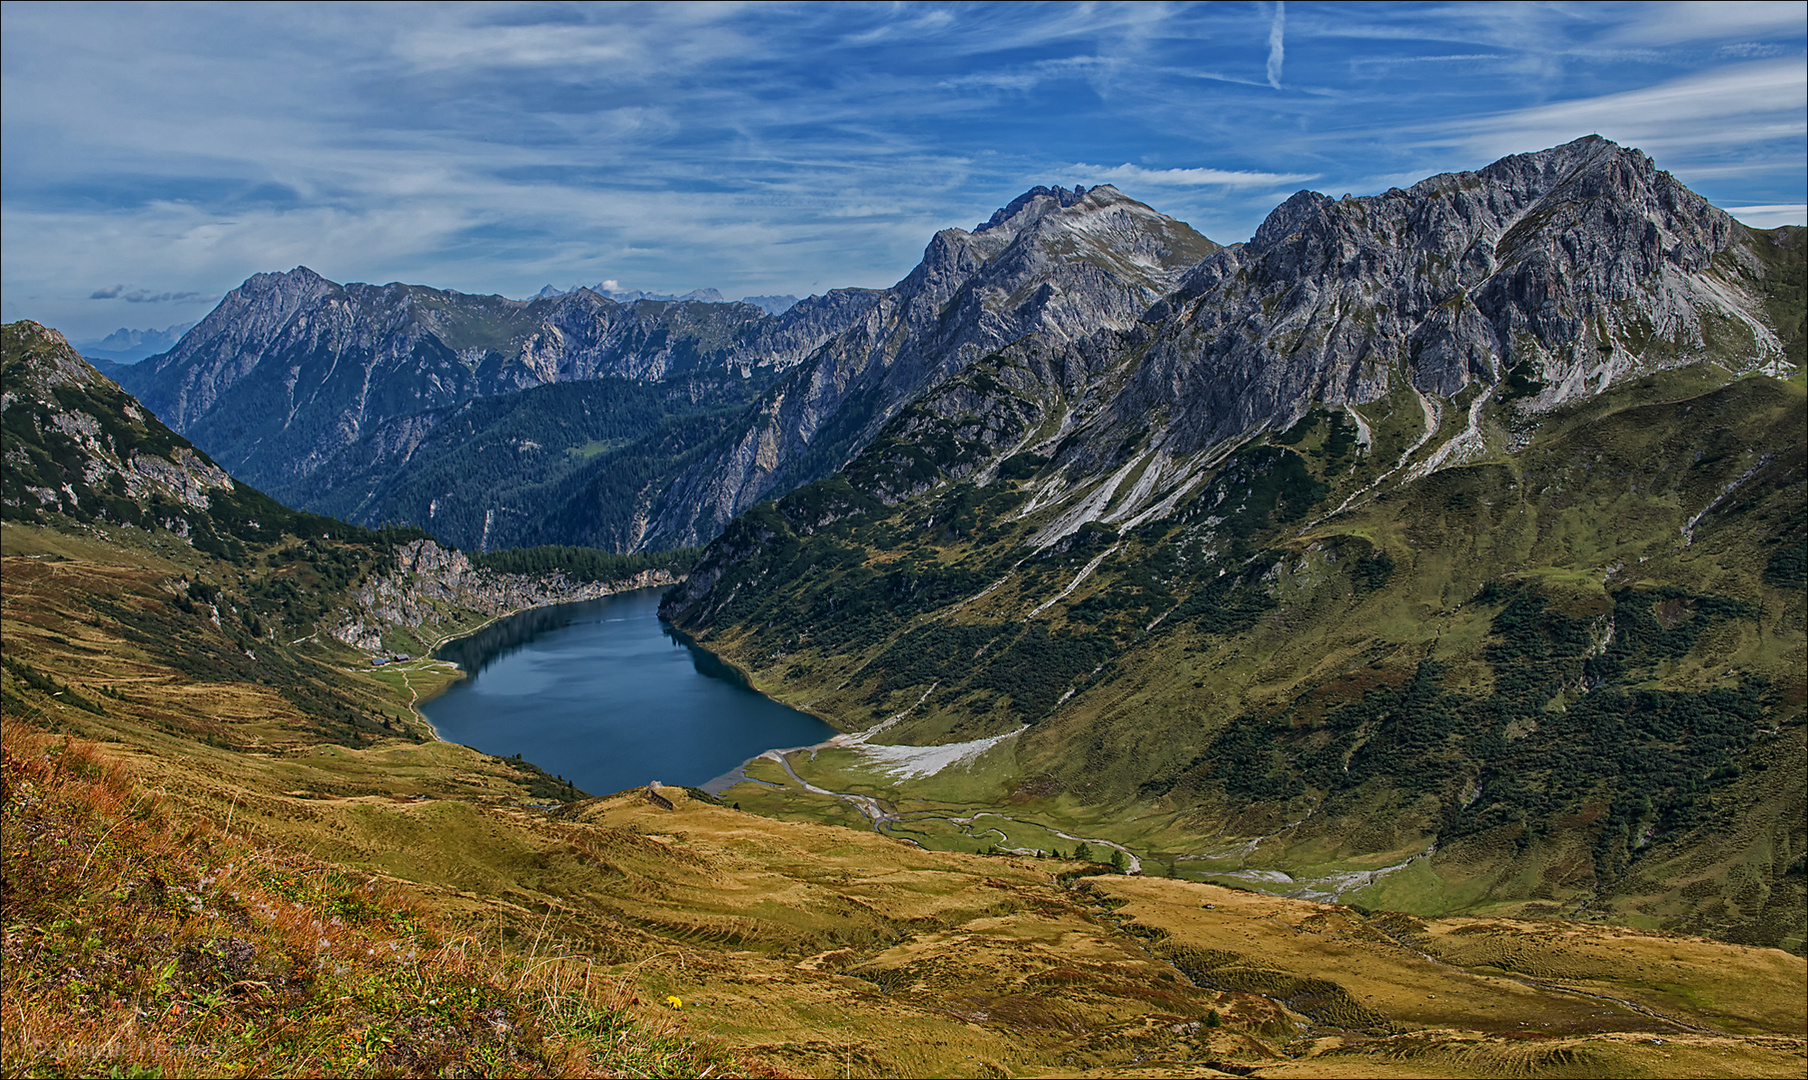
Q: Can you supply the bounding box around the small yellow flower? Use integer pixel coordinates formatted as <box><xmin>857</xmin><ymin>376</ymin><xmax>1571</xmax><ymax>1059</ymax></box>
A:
<box><xmin>665</xmin><ymin>995</ymin><xmax>683</xmax><ymax>1010</ymax></box>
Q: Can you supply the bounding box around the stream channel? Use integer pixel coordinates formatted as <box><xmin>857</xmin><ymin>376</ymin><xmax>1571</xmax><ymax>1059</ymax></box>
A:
<box><xmin>421</xmin><ymin>588</ymin><xmax>836</xmax><ymax>798</ymax></box>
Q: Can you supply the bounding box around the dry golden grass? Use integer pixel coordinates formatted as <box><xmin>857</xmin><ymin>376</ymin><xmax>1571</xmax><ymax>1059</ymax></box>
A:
<box><xmin>1085</xmin><ymin>875</ymin><xmax>1806</xmax><ymax>1078</ymax></box>
<box><xmin>5</xmin><ymin>525</ymin><xmax>1805</xmax><ymax>1077</ymax></box>
<box><xmin>0</xmin><ymin>723</ymin><xmax>765</xmax><ymax>1079</ymax></box>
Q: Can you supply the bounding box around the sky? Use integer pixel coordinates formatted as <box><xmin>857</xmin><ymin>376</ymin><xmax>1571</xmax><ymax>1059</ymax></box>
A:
<box><xmin>3</xmin><ymin>1</ymin><xmax>1804</xmax><ymax>344</ymax></box>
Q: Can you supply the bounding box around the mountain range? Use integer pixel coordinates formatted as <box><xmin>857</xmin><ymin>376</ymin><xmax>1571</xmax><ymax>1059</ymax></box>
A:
<box><xmin>656</xmin><ymin>138</ymin><xmax>1805</xmax><ymax>949</ymax></box>
<box><xmin>25</xmin><ymin>135</ymin><xmax>1808</xmax><ymax>949</ymax></box>
<box><xmin>74</xmin><ymin>321</ymin><xmax>195</xmax><ymax>365</ymax></box>
<box><xmin>3</xmin><ymin>135</ymin><xmax>1805</xmax><ymax>1075</ymax></box>
<box><xmin>113</xmin><ymin>139</ymin><xmax>1802</xmax><ymax>556</ymax></box>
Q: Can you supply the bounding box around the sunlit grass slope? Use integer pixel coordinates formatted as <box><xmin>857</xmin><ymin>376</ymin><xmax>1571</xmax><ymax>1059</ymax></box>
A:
<box><xmin>0</xmin><ymin>722</ymin><xmax>756</xmax><ymax>1079</ymax></box>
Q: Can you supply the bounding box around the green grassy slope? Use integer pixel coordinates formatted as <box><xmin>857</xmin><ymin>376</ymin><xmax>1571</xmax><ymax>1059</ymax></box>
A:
<box><xmin>669</xmin><ymin>362</ymin><xmax>1807</xmax><ymax>952</ymax></box>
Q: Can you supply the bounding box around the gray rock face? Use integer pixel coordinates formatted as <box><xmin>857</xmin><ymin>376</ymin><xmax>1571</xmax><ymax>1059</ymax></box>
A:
<box><xmin>646</xmin><ymin>185</ymin><xmax>1223</xmax><ymax>544</ymax></box>
<box><xmin>570</xmin><ymin>144</ymin><xmax>1786</xmax><ymax>550</ymax></box>
<box><xmin>110</xmin><ymin>139</ymin><xmax>1794</xmax><ymax>559</ymax></box>
<box><xmin>1</xmin><ymin>322</ymin><xmax>235</xmax><ymax>524</ymax></box>
<box><xmin>665</xmin><ymin>136</ymin><xmax>1798</xmax><ymax>600</ymax></box>
<box><xmin>120</xmin><ymin>272</ymin><xmax>881</xmax><ymax>494</ymax></box>
<box><xmin>1101</xmin><ymin>136</ymin><xmax>1776</xmax><ymax>470</ymax></box>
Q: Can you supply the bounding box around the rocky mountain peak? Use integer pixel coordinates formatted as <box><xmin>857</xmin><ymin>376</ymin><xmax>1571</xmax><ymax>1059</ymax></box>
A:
<box><xmin>976</xmin><ymin>184</ymin><xmax>1092</xmax><ymax>233</ymax></box>
<box><xmin>2</xmin><ymin>321</ymin><xmax>103</xmax><ymax>394</ymax></box>
<box><xmin>1079</xmin><ymin>135</ymin><xmax>1786</xmax><ymax>493</ymax></box>
<box><xmin>80</xmin><ymin>138</ymin><xmax>1798</xmax><ymax>559</ymax></box>
<box><xmin>107</xmin><ymin>260</ymin><xmax>884</xmax><ymax>510</ymax></box>
<box><xmin>3</xmin><ymin>320</ymin><xmax>237</xmax><ymax>527</ymax></box>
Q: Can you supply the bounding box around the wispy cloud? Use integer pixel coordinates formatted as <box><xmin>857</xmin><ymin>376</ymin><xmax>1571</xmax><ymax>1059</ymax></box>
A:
<box><xmin>1452</xmin><ymin>58</ymin><xmax>1808</xmax><ymax>158</ymax></box>
<box><xmin>2</xmin><ymin>2</ymin><xmax>1802</xmax><ymax>340</ymax></box>
<box><xmin>1266</xmin><ymin>1</ymin><xmax>1286</xmax><ymax>89</ymax></box>
<box><xmin>89</xmin><ymin>285</ymin><xmax>210</xmax><ymax>303</ymax></box>
<box><xmin>1725</xmin><ymin>203</ymin><xmax>1808</xmax><ymax>229</ymax></box>
<box><xmin>845</xmin><ymin>7</ymin><xmax>956</xmax><ymax>46</ymax></box>
<box><xmin>1601</xmin><ymin>1</ymin><xmax>1808</xmax><ymax>47</ymax></box>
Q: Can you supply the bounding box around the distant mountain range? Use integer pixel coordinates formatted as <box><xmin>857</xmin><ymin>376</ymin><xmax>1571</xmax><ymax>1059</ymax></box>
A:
<box><xmin>110</xmin><ymin>138</ymin><xmax>1805</xmax><ymax>559</ymax></box>
<box><xmin>75</xmin><ymin>321</ymin><xmax>196</xmax><ymax>364</ymax></box>
<box><xmin>531</xmin><ymin>283</ymin><xmax>801</xmax><ymax>315</ymax></box>
<box><xmin>113</xmin><ymin>275</ymin><xmax>881</xmax><ymax>550</ymax></box>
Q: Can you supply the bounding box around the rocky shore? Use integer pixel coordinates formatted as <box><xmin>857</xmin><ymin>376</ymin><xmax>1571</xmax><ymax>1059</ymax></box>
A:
<box><xmin>329</xmin><ymin>538</ymin><xmax>677</xmax><ymax>651</ymax></box>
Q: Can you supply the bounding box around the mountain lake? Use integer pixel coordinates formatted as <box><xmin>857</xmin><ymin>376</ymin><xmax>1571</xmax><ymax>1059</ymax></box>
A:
<box><xmin>421</xmin><ymin>588</ymin><xmax>836</xmax><ymax>798</ymax></box>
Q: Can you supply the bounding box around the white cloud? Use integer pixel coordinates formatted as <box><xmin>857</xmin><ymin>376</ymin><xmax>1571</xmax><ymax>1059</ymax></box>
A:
<box><xmin>1725</xmin><ymin>204</ymin><xmax>1808</xmax><ymax>228</ymax></box>
<box><xmin>1266</xmin><ymin>1</ymin><xmax>1286</xmax><ymax>89</ymax></box>
<box><xmin>1603</xmin><ymin>1</ymin><xmax>1808</xmax><ymax>46</ymax></box>
<box><xmin>1452</xmin><ymin>58</ymin><xmax>1808</xmax><ymax>158</ymax></box>
<box><xmin>1074</xmin><ymin>163</ymin><xmax>1319</xmax><ymax>188</ymax></box>
<box><xmin>392</xmin><ymin>6</ymin><xmax>756</xmax><ymax>77</ymax></box>
<box><xmin>846</xmin><ymin>7</ymin><xmax>956</xmax><ymax>46</ymax></box>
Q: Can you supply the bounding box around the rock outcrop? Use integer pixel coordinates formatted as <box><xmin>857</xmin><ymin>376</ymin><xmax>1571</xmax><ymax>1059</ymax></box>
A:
<box><xmin>117</xmin><ymin>138</ymin><xmax>1798</xmax><ymax>555</ymax></box>
<box><xmin>327</xmin><ymin>538</ymin><xmax>677</xmax><ymax>651</ymax></box>
<box><xmin>644</xmin><ymin>184</ymin><xmax>1223</xmax><ymax>544</ymax></box>
<box><xmin>1</xmin><ymin>322</ymin><xmax>236</xmax><ymax>527</ymax></box>
<box><xmin>1101</xmin><ymin>136</ymin><xmax>1778</xmax><ymax>470</ymax></box>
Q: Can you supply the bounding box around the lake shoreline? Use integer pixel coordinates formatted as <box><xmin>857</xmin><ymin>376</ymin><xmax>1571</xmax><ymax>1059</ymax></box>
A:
<box><xmin>416</xmin><ymin>587</ymin><xmax>838</xmax><ymax>796</ymax></box>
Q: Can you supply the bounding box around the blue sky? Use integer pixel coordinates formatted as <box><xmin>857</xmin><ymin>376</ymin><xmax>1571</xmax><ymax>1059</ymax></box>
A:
<box><xmin>3</xmin><ymin>1</ymin><xmax>1804</xmax><ymax>343</ymax></box>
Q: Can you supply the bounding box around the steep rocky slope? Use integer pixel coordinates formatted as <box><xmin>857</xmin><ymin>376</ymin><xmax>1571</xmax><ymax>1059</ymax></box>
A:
<box><xmin>1090</xmin><ymin>136</ymin><xmax>1786</xmax><ymax>476</ymax></box>
<box><xmin>662</xmin><ymin>140</ymin><xmax>1808</xmax><ymax>949</ymax></box>
<box><xmin>275</xmin><ymin>371</ymin><xmax>769</xmax><ymax>551</ymax></box>
<box><xmin>115</xmin><ymin>140</ymin><xmax>1801</xmax><ymax>563</ymax></box>
<box><xmin>6</xmin><ymin>321</ymin><xmax>315</xmax><ymax>560</ymax></box>
<box><xmin>647</xmin><ymin>184</ymin><xmax>1224</xmax><ymax>544</ymax></box>
<box><xmin>327</xmin><ymin>538</ymin><xmax>677</xmax><ymax>652</ymax></box>
<box><xmin>116</xmin><ymin>271</ymin><xmax>879</xmax><ymax>502</ymax></box>
<box><xmin>656</xmin><ymin>138</ymin><xmax>1796</xmax><ymax>549</ymax></box>
<box><xmin>119</xmin><ymin>185</ymin><xmax>1221</xmax><ymax>551</ymax></box>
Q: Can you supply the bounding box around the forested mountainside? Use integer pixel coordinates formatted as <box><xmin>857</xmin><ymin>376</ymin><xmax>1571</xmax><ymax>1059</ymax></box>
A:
<box><xmin>662</xmin><ymin>138</ymin><xmax>1808</xmax><ymax>950</ymax></box>
<box><xmin>276</xmin><ymin>372</ymin><xmax>771</xmax><ymax>552</ymax></box>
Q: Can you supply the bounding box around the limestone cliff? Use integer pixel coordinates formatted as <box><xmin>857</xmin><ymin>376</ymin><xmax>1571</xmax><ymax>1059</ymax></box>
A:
<box><xmin>646</xmin><ymin>184</ymin><xmax>1223</xmax><ymax>544</ymax></box>
<box><xmin>2</xmin><ymin>322</ymin><xmax>236</xmax><ymax>531</ymax></box>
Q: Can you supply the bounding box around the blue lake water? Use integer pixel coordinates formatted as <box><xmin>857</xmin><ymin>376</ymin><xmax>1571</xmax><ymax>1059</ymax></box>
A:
<box><xmin>420</xmin><ymin>588</ymin><xmax>836</xmax><ymax>797</ymax></box>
